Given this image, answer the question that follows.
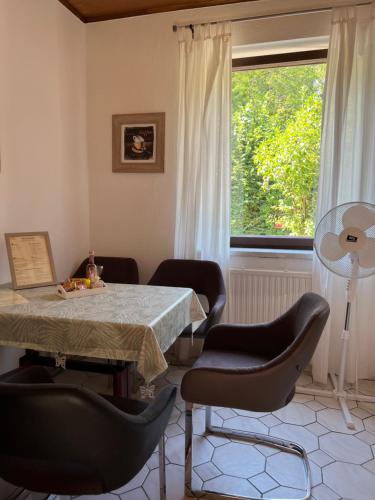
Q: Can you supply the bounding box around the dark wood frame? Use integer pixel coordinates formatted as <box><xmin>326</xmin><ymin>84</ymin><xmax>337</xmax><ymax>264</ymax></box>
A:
<box><xmin>231</xmin><ymin>235</ymin><xmax>314</xmax><ymax>251</ymax></box>
<box><xmin>5</xmin><ymin>232</ymin><xmax>57</xmax><ymax>289</ymax></box>
<box><xmin>230</xmin><ymin>49</ymin><xmax>327</xmax><ymax>251</ymax></box>
<box><xmin>57</xmin><ymin>0</ymin><xmax>258</xmax><ymax>23</ymax></box>
<box><xmin>112</xmin><ymin>112</ymin><xmax>165</xmax><ymax>173</ymax></box>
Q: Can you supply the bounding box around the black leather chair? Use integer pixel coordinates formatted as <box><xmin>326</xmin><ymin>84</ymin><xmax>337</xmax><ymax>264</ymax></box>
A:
<box><xmin>19</xmin><ymin>256</ymin><xmax>140</xmax><ymax>397</ymax></box>
<box><xmin>0</xmin><ymin>366</ymin><xmax>176</xmax><ymax>499</ymax></box>
<box><xmin>73</xmin><ymin>256</ymin><xmax>139</xmax><ymax>284</ymax></box>
<box><xmin>181</xmin><ymin>292</ymin><xmax>330</xmax><ymax>500</ymax></box>
<box><xmin>148</xmin><ymin>259</ymin><xmax>226</xmax><ymax>339</ymax></box>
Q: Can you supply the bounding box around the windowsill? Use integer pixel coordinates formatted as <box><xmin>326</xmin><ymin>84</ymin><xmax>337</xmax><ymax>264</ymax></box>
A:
<box><xmin>230</xmin><ymin>247</ymin><xmax>313</xmax><ymax>260</ymax></box>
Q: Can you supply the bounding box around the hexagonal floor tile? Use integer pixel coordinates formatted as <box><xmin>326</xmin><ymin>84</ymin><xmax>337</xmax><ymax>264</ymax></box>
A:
<box><xmin>310</xmin><ymin>461</ymin><xmax>323</xmax><ymax>487</ymax></box>
<box><xmin>234</xmin><ymin>408</ymin><xmax>269</xmax><ymax>418</ymax></box>
<box><xmin>212</xmin><ymin>442</ymin><xmax>265</xmax><ymax>478</ymax></box>
<box><xmin>308</xmin><ymin>449</ymin><xmax>334</xmax><ymax>467</ymax></box>
<box><xmin>194</xmin><ymin>461</ymin><xmax>221</xmax><ymax>481</ymax></box>
<box><xmin>272</xmin><ymin>402</ymin><xmax>316</xmax><ymax>425</ymax></box>
<box><xmin>270</xmin><ymin>424</ymin><xmax>319</xmax><ymax>452</ymax></box>
<box><xmin>177</xmin><ymin>407</ymin><xmax>223</xmax><ymax>434</ymax></box>
<box><xmin>364</xmin><ymin>415</ymin><xmax>375</xmax><ymax>435</ymax></box>
<box><xmin>323</xmin><ymin>461</ymin><xmax>375</xmax><ymax>500</ymax></box>
<box><xmin>305</xmin><ymin>422</ymin><xmax>330</xmax><ymax>437</ymax></box>
<box><xmin>166</xmin><ymin>433</ymin><xmax>214</xmax><ymax>467</ymax></box>
<box><xmin>267</xmin><ymin>486</ymin><xmax>306</xmax><ymax>499</ymax></box>
<box><xmin>224</xmin><ymin>415</ymin><xmax>268</xmax><ymax>435</ymax></box>
<box><xmin>204</xmin><ymin>475</ymin><xmax>259</xmax><ymax>498</ymax></box>
<box><xmin>191</xmin><ymin>435</ymin><xmax>214</xmax><ymax>466</ymax></box>
<box><xmin>113</xmin><ymin>465</ymin><xmax>149</xmax><ymax>494</ymax></box>
<box><xmin>165</xmin><ymin>423</ymin><xmax>183</xmax><ymax>438</ymax></box>
<box><xmin>266</xmin><ymin>452</ymin><xmax>306</xmax><ymax>489</ymax></box>
<box><xmin>320</xmin><ymin>433</ymin><xmax>372</xmax><ymax>464</ymax></box>
<box><xmin>260</xmin><ymin>414</ymin><xmax>281</xmax><ymax>428</ymax></box>
<box><xmin>293</xmin><ymin>393</ymin><xmax>315</xmax><ymax>404</ymax></box>
<box><xmin>357</xmin><ymin>379</ymin><xmax>375</xmax><ymax>396</ymax></box>
<box><xmin>363</xmin><ymin>459</ymin><xmax>375</xmax><ymax>475</ymax></box>
<box><xmin>317</xmin><ymin>408</ymin><xmax>364</xmax><ymax>434</ymax></box>
<box><xmin>311</xmin><ymin>483</ymin><xmax>340</xmax><ymax>500</ymax></box>
<box><xmin>120</xmin><ymin>489</ymin><xmax>148</xmax><ymax>500</ymax></box>
<box><xmin>315</xmin><ymin>396</ymin><xmax>357</xmax><ymax>410</ymax></box>
<box><xmin>250</xmin><ymin>472</ymin><xmax>278</xmax><ymax>493</ymax></box>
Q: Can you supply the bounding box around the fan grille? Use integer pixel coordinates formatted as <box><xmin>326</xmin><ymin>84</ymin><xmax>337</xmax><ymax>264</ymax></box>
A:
<box><xmin>315</xmin><ymin>201</ymin><xmax>375</xmax><ymax>279</ymax></box>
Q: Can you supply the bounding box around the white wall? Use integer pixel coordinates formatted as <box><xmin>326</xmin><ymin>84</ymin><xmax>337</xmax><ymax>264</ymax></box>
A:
<box><xmin>87</xmin><ymin>0</ymin><xmax>335</xmax><ymax>282</ymax></box>
<box><xmin>0</xmin><ymin>0</ymin><xmax>89</xmax><ymax>372</ymax></box>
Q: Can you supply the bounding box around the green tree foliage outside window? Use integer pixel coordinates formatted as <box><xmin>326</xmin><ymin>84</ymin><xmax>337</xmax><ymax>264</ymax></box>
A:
<box><xmin>231</xmin><ymin>63</ymin><xmax>326</xmax><ymax>237</ymax></box>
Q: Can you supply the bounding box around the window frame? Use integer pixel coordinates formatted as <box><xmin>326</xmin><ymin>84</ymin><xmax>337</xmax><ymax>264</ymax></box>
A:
<box><xmin>230</xmin><ymin>49</ymin><xmax>328</xmax><ymax>251</ymax></box>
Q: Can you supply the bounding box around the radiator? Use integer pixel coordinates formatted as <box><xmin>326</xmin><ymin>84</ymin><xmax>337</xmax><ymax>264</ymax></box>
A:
<box><xmin>229</xmin><ymin>268</ymin><xmax>312</xmax><ymax>324</ymax></box>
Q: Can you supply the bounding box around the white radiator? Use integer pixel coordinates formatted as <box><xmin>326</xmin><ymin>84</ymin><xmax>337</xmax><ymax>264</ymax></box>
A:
<box><xmin>229</xmin><ymin>268</ymin><xmax>312</xmax><ymax>324</ymax></box>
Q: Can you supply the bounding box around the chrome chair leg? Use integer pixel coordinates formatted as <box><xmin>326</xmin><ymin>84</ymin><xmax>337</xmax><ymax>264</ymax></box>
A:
<box><xmin>185</xmin><ymin>403</ymin><xmax>311</xmax><ymax>500</ymax></box>
<box><xmin>159</xmin><ymin>434</ymin><xmax>166</xmax><ymax>500</ymax></box>
<box><xmin>185</xmin><ymin>402</ymin><xmax>193</xmax><ymax>497</ymax></box>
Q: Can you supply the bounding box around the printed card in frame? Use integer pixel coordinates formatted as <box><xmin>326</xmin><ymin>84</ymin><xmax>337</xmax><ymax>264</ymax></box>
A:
<box><xmin>112</xmin><ymin>112</ymin><xmax>165</xmax><ymax>173</ymax></box>
<box><xmin>5</xmin><ymin>232</ymin><xmax>57</xmax><ymax>290</ymax></box>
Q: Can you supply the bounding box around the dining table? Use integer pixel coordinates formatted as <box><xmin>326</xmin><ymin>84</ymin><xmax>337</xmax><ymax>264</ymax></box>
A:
<box><xmin>0</xmin><ymin>283</ymin><xmax>206</xmax><ymax>385</ymax></box>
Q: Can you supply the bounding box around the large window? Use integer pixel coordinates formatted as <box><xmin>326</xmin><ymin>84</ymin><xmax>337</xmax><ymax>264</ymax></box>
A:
<box><xmin>231</xmin><ymin>52</ymin><xmax>327</xmax><ymax>249</ymax></box>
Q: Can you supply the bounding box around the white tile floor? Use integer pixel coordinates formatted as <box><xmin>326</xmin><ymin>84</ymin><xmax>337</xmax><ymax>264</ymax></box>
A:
<box><xmin>3</xmin><ymin>367</ymin><xmax>375</xmax><ymax>500</ymax></box>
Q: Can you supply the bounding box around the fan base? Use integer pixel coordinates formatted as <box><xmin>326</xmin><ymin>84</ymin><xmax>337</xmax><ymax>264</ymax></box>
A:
<box><xmin>296</xmin><ymin>372</ymin><xmax>375</xmax><ymax>430</ymax></box>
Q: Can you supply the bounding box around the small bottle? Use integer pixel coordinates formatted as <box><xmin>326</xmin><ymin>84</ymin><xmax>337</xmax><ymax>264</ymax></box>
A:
<box><xmin>86</xmin><ymin>250</ymin><xmax>98</xmax><ymax>284</ymax></box>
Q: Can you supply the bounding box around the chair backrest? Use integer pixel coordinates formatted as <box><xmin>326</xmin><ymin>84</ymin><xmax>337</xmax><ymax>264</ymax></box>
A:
<box><xmin>257</xmin><ymin>292</ymin><xmax>330</xmax><ymax>410</ymax></box>
<box><xmin>252</xmin><ymin>292</ymin><xmax>330</xmax><ymax>410</ymax></box>
<box><xmin>148</xmin><ymin>259</ymin><xmax>226</xmax><ymax>312</ymax></box>
<box><xmin>73</xmin><ymin>256</ymin><xmax>139</xmax><ymax>284</ymax></box>
<box><xmin>0</xmin><ymin>380</ymin><xmax>175</xmax><ymax>495</ymax></box>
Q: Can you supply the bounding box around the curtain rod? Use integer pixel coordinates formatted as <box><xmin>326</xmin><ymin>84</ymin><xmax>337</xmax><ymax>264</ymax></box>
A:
<box><xmin>172</xmin><ymin>1</ymin><xmax>372</xmax><ymax>32</ymax></box>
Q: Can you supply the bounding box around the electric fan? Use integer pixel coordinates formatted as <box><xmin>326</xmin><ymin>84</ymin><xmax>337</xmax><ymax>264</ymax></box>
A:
<box><xmin>298</xmin><ymin>201</ymin><xmax>375</xmax><ymax>429</ymax></box>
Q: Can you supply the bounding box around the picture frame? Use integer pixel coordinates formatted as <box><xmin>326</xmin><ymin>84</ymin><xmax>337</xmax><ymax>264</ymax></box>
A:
<box><xmin>5</xmin><ymin>232</ymin><xmax>57</xmax><ymax>290</ymax></box>
<box><xmin>112</xmin><ymin>112</ymin><xmax>165</xmax><ymax>173</ymax></box>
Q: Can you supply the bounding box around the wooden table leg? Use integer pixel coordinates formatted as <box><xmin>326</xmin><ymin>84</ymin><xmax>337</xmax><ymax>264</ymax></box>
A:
<box><xmin>113</xmin><ymin>361</ymin><xmax>129</xmax><ymax>398</ymax></box>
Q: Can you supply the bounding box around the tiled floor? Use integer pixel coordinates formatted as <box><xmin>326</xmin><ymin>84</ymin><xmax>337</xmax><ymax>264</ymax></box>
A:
<box><xmin>5</xmin><ymin>367</ymin><xmax>375</xmax><ymax>500</ymax></box>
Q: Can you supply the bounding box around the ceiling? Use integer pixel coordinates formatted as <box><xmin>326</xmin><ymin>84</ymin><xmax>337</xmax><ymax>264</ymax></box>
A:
<box><xmin>58</xmin><ymin>0</ymin><xmax>257</xmax><ymax>23</ymax></box>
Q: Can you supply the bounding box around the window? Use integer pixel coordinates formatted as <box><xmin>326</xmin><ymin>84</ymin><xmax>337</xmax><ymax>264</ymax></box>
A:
<box><xmin>231</xmin><ymin>50</ymin><xmax>327</xmax><ymax>250</ymax></box>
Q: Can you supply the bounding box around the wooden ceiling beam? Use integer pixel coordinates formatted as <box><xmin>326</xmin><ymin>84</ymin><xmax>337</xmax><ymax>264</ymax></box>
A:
<box><xmin>57</xmin><ymin>0</ymin><xmax>257</xmax><ymax>23</ymax></box>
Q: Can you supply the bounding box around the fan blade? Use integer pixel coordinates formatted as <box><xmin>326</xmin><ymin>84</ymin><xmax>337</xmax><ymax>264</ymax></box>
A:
<box><xmin>358</xmin><ymin>237</ymin><xmax>375</xmax><ymax>268</ymax></box>
<box><xmin>342</xmin><ymin>204</ymin><xmax>375</xmax><ymax>230</ymax></box>
<box><xmin>319</xmin><ymin>232</ymin><xmax>347</xmax><ymax>261</ymax></box>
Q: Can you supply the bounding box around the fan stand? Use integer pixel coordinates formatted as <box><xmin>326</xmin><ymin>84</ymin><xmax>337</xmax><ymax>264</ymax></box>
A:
<box><xmin>296</xmin><ymin>275</ymin><xmax>375</xmax><ymax>430</ymax></box>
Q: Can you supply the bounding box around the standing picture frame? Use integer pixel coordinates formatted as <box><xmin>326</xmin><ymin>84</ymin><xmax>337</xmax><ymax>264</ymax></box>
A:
<box><xmin>5</xmin><ymin>232</ymin><xmax>57</xmax><ymax>290</ymax></box>
<box><xmin>112</xmin><ymin>112</ymin><xmax>165</xmax><ymax>173</ymax></box>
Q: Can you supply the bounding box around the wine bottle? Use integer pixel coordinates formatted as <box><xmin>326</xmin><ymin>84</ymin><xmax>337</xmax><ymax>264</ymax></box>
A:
<box><xmin>86</xmin><ymin>250</ymin><xmax>98</xmax><ymax>283</ymax></box>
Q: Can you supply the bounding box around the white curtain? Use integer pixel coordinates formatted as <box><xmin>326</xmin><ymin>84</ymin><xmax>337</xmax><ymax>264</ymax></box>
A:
<box><xmin>312</xmin><ymin>4</ymin><xmax>375</xmax><ymax>384</ymax></box>
<box><xmin>174</xmin><ymin>22</ymin><xmax>232</xmax><ymax>277</ymax></box>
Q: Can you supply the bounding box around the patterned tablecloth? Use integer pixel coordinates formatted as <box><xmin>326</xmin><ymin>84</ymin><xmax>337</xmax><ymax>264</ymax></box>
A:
<box><xmin>0</xmin><ymin>284</ymin><xmax>206</xmax><ymax>383</ymax></box>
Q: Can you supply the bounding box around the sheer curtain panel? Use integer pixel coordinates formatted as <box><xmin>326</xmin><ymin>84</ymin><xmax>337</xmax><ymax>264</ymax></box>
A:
<box><xmin>174</xmin><ymin>23</ymin><xmax>232</xmax><ymax>277</ymax></box>
<box><xmin>312</xmin><ymin>4</ymin><xmax>375</xmax><ymax>384</ymax></box>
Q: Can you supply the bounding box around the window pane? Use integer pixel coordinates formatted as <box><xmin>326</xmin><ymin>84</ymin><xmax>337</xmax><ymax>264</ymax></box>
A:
<box><xmin>231</xmin><ymin>63</ymin><xmax>326</xmax><ymax>238</ymax></box>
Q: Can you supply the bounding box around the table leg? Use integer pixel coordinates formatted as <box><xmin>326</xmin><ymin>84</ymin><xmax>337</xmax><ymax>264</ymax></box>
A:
<box><xmin>113</xmin><ymin>361</ymin><xmax>129</xmax><ymax>398</ymax></box>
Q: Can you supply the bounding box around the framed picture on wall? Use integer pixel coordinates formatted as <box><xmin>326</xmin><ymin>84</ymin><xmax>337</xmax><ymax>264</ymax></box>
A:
<box><xmin>112</xmin><ymin>112</ymin><xmax>165</xmax><ymax>173</ymax></box>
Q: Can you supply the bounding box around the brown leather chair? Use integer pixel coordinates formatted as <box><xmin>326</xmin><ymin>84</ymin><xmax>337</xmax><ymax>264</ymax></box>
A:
<box><xmin>0</xmin><ymin>366</ymin><xmax>176</xmax><ymax>499</ymax></box>
<box><xmin>19</xmin><ymin>256</ymin><xmax>140</xmax><ymax>397</ymax></box>
<box><xmin>73</xmin><ymin>256</ymin><xmax>139</xmax><ymax>284</ymax></box>
<box><xmin>148</xmin><ymin>259</ymin><xmax>226</xmax><ymax>339</ymax></box>
<box><xmin>181</xmin><ymin>292</ymin><xmax>330</xmax><ymax>500</ymax></box>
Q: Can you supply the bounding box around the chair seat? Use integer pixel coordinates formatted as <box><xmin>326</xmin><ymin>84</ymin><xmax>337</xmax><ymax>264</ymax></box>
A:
<box><xmin>192</xmin><ymin>349</ymin><xmax>272</xmax><ymax>371</ymax></box>
<box><xmin>181</xmin><ymin>349</ymin><xmax>277</xmax><ymax>410</ymax></box>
